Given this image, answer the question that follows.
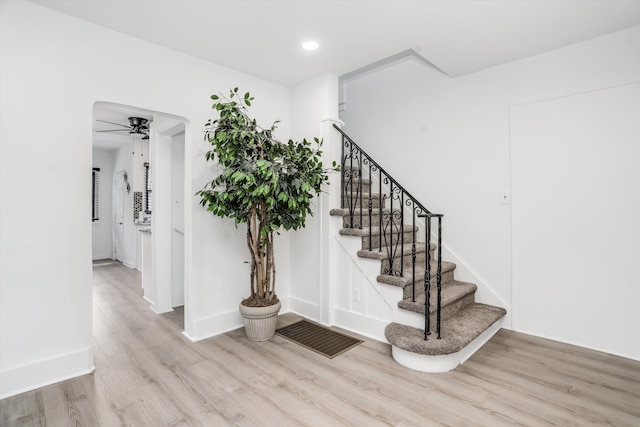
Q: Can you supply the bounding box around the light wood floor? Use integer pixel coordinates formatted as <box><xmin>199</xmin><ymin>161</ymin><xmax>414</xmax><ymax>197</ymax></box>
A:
<box><xmin>1</xmin><ymin>261</ymin><xmax>639</xmax><ymax>426</ymax></box>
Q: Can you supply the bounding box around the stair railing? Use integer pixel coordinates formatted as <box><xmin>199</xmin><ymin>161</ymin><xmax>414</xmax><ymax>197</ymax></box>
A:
<box><xmin>334</xmin><ymin>124</ymin><xmax>444</xmax><ymax>340</ymax></box>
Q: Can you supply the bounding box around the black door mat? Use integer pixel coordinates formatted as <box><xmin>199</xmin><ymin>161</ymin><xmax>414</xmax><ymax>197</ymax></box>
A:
<box><xmin>276</xmin><ymin>319</ymin><xmax>363</xmax><ymax>359</ymax></box>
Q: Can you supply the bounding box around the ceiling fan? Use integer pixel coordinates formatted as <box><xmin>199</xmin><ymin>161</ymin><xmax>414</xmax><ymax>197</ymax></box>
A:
<box><xmin>96</xmin><ymin>117</ymin><xmax>150</xmax><ymax>140</ymax></box>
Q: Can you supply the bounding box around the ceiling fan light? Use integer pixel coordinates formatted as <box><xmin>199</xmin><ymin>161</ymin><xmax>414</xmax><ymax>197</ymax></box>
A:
<box><xmin>128</xmin><ymin>117</ymin><xmax>148</xmax><ymax>127</ymax></box>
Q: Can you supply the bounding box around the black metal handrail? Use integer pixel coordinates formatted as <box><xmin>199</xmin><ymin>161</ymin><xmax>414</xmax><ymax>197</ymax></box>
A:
<box><xmin>334</xmin><ymin>124</ymin><xmax>444</xmax><ymax>340</ymax></box>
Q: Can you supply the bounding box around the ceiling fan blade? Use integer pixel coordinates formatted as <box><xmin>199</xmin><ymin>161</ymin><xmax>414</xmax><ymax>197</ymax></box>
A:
<box><xmin>96</xmin><ymin>119</ymin><xmax>132</xmax><ymax>129</ymax></box>
<box><xmin>96</xmin><ymin>129</ymin><xmax>130</xmax><ymax>133</ymax></box>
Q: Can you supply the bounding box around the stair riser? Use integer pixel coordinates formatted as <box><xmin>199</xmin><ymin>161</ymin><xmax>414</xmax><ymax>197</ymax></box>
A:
<box><xmin>402</xmin><ymin>269</ymin><xmax>455</xmax><ymax>299</ymax></box>
<box><xmin>343</xmin><ymin>181</ymin><xmax>371</xmax><ymax>194</ymax></box>
<box><xmin>378</xmin><ymin>248</ymin><xmax>438</xmax><ymax>276</ymax></box>
<box><xmin>342</xmin><ymin>196</ymin><xmax>382</xmax><ymax>209</ymax></box>
<box><xmin>438</xmin><ymin>292</ymin><xmax>475</xmax><ymax>321</ymax></box>
<box><xmin>406</xmin><ymin>292</ymin><xmax>476</xmax><ymax>325</ymax></box>
<box><xmin>340</xmin><ymin>212</ymin><xmax>403</xmax><ymax>228</ymax></box>
<box><xmin>343</xmin><ymin>191</ymin><xmax>408</xmax><ymax>211</ymax></box>
<box><xmin>362</xmin><ymin>230</ymin><xmax>417</xmax><ymax>250</ymax></box>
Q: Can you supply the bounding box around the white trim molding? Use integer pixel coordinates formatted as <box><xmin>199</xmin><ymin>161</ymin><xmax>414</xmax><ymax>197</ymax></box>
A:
<box><xmin>0</xmin><ymin>347</ymin><xmax>94</xmax><ymax>399</ymax></box>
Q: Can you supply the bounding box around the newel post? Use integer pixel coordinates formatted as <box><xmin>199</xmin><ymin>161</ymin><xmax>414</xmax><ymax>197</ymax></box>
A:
<box><xmin>318</xmin><ymin>117</ymin><xmax>344</xmax><ymax>325</ymax></box>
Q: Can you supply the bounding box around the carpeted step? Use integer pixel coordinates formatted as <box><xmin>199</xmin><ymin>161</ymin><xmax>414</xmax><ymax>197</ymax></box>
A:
<box><xmin>376</xmin><ymin>261</ymin><xmax>457</xmax><ymax>291</ymax></box>
<box><xmin>339</xmin><ymin>225</ymin><xmax>418</xmax><ymax>250</ymax></box>
<box><xmin>342</xmin><ymin>192</ymin><xmax>383</xmax><ymax>209</ymax></box>
<box><xmin>358</xmin><ymin>243</ymin><xmax>435</xmax><ymax>276</ymax></box>
<box><xmin>342</xmin><ymin>177</ymin><xmax>372</xmax><ymax>194</ymax></box>
<box><xmin>384</xmin><ymin>303</ymin><xmax>507</xmax><ymax>356</ymax></box>
<box><xmin>330</xmin><ymin>207</ymin><xmax>404</xmax><ymax>228</ymax></box>
<box><xmin>398</xmin><ymin>280</ymin><xmax>477</xmax><ymax>324</ymax></box>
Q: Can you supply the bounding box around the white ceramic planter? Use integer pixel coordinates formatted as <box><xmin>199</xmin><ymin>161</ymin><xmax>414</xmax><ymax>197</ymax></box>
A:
<box><xmin>238</xmin><ymin>300</ymin><xmax>281</xmax><ymax>341</ymax></box>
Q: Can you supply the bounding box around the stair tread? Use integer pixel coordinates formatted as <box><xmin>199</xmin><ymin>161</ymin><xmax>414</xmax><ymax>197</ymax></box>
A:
<box><xmin>384</xmin><ymin>303</ymin><xmax>507</xmax><ymax>356</ymax></box>
<box><xmin>397</xmin><ymin>280</ymin><xmax>477</xmax><ymax>314</ymax></box>
<box><xmin>357</xmin><ymin>243</ymin><xmax>436</xmax><ymax>261</ymax></box>
<box><xmin>342</xmin><ymin>177</ymin><xmax>372</xmax><ymax>184</ymax></box>
<box><xmin>339</xmin><ymin>225</ymin><xmax>418</xmax><ymax>237</ymax></box>
<box><xmin>376</xmin><ymin>261</ymin><xmax>457</xmax><ymax>287</ymax></box>
<box><xmin>330</xmin><ymin>207</ymin><xmax>402</xmax><ymax>217</ymax></box>
<box><xmin>342</xmin><ymin>192</ymin><xmax>381</xmax><ymax>199</ymax></box>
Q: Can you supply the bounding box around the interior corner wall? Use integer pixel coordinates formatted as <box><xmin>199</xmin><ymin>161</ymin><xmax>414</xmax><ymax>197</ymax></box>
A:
<box><xmin>0</xmin><ymin>0</ymin><xmax>290</xmax><ymax>398</ymax></box>
<box><xmin>288</xmin><ymin>74</ymin><xmax>339</xmax><ymax>321</ymax></box>
<box><xmin>92</xmin><ymin>149</ymin><xmax>115</xmax><ymax>260</ymax></box>
<box><xmin>339</xmin><ymin>26</ymin><xmax>640</xmax><ymax>358</ymax></box>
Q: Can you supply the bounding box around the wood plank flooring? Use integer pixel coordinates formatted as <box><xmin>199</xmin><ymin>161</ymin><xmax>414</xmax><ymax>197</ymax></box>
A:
<box><xmin>1</xmin><ymin>260</ymin><xmax>639</xmax><ymax>426</ymax></box>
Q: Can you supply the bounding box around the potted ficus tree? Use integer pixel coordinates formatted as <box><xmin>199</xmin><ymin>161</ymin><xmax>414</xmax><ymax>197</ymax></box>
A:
<box><xmin>197</xmin><ymin>88</ymin><xmax>337</xmax><ymax>341</ymax></box>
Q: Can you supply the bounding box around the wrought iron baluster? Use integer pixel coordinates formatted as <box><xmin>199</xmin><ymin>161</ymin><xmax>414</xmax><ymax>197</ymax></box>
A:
<box><xmin>347</xmin><ymin>142</ymin><xmax>351</xmax><ymax>213</ymax></box>
<box><xmin>411</xmin><ymin>207</ymin><xmax>416</xmax><ymax>302</ymax></box>
<box><xmin>379</xmin><ymin>169</ymin><xmax>382</xmax><ymax>253</ymax></box>
<box><xmin>340</xmin><ymin>135</ymin><xmax>345</xmax><ymax>210</ymax></box>
<box><xmin>388</xmin><ymin>181</ymin><xmax>394</xmax><ymax>275</ymax></box>
<box><xmin>424</xmin><ymin>215</ymin><xmax>431</xmax><ymax>340</ymax></box>
<box><xmin>400</xmin><ymin>191</ymin><xmax>404</xmax><ymax>278</ymax></box>
<box><xmin>358</xmin><ymin>156</ymin><xmax>363</xmax><ymax>231</ymax></box>
<box><xmin>367</xmin><ymin>162</ymin><xmax>372</xmax><ymax>250</ymax></box>
<box><xmin>343</xmin><ymin>140</ymin><xmax>355</xmax><ymax>228</ymax></box>
<box><xmin>343</xmin><ymin>143</ymin><xmax>364</xmax><ymax>230</ymax></box>
<box><xmin>437</xmin><ymin>215</ymin><xmax>442</xmax><ymax>340</ymax></box>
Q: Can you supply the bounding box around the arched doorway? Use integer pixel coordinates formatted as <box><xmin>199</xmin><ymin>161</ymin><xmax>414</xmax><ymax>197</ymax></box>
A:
<box><xmin>92</xmin><ymin>101</ymin><xmax>189</xmax><ymax>328</ymax></box>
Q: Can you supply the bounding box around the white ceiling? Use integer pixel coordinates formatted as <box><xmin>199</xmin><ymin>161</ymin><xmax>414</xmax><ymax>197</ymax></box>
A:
<box><xmin>29</xmin><ymin>0</ymin><xmax>640</xmax><ymax>87</ymax></box>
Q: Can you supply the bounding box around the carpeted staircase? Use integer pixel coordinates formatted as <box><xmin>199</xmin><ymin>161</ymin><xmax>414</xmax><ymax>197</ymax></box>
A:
<box><xmin>329</xmin><ymin>161</ymin><xmax>506</xmax><ymax>372</ymax></box>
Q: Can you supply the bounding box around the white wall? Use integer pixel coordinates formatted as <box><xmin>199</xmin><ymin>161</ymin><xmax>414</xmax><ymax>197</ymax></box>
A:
<box><xmin>288</xmin><ymin>74</ymin><xmax>340</xmax><ymax>321</ymax></box>
<box><xmin>339</xmin><ymin>26</ymin><xmax>640</xmax><ymax>359</ymax></box>
<box><xmin>172</xmin><ymin>131</ymin><xmax>185</xmax><ymax>307</ymax></box>
<box><xmin>0</xmin><ymin>0</ymin><xmax>292</xmax><ymax>398</ymax></box>
<box><xmin>91</xmin><ymin>149</ymin><xmax>114</xmax><ymax>260</ymax></box>
<box><xmin>511</xmin><ymin>83</ymin><xmax>640</xmax><ymax>360</ymax></box>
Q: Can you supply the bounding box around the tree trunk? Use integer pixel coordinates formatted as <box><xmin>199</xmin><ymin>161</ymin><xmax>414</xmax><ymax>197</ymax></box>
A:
<box><xmin>245</xmin><ymin>202</ymin><xmax>277</xmax><ymax>305</ymax></box>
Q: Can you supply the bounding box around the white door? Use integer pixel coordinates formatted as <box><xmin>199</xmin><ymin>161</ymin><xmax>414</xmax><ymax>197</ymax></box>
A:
<box><xmin>511</xmin><ymin>83</ymin><xmax>640</xmax><ymax>358</ymax></box>
<box><xmin>113</xmin><ymin>171</ymin><xmax>126</xmax><ymax>262</ymax></box>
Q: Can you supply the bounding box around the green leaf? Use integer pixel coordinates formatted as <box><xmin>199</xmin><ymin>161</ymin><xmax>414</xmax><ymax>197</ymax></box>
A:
<box><xmin>199</xmin><ymin>87</ymin><xmax>339</xmax><ymax>300</ymax></box>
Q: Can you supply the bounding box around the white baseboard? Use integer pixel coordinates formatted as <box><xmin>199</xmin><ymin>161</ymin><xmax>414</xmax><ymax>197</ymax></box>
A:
<box><xmin>288</xmin><ymin>297</ymin><xmax>320</xmax><ymax>321</ymax></box>
<box><xmin>121</xmin><ymin>260</ymin><xmax>136</xmax><ymax>269</ymax></box>
<box><xmin>0</xmin><ymin>347</ymin><xmax>94</xmax><ymax>399</ymax></box>
<box><xmin>184</xmin><ymin>309</ymin><xmax>243</xmax><ymax>342</ymax></box>
<box><xmin>333</xmin><ymin>308</ymin><xmax>389</xmax><ymax>343</ymax></box>
<box><xmin>183</xmin><ymin>297</ymin><xmax>319</xmax><ymax>342</ymax></box>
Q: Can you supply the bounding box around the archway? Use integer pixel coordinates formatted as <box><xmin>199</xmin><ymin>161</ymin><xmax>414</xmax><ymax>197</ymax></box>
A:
<box><xmin>92</xmin><ymin>101</ymin><xmax>189</xmax><ymax>327</ymax></box>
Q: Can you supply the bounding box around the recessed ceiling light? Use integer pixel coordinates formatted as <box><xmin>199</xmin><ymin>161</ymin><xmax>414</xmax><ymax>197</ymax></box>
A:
<box><xmin>302</xmin><ymin>41</ymin><xmax>319</xmax><ymax>51</ymax></box>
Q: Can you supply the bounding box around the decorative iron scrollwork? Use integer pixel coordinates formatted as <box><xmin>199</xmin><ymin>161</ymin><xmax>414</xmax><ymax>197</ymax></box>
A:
<box><xmin>335</xmin><ymin>124</ymin><xmax>443</xmax><ymax>341</ymax></box>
